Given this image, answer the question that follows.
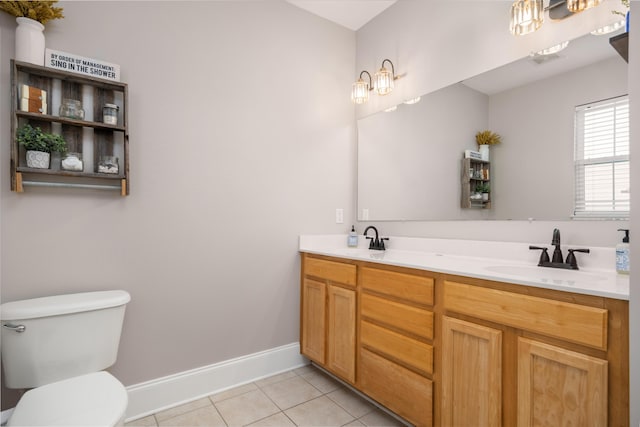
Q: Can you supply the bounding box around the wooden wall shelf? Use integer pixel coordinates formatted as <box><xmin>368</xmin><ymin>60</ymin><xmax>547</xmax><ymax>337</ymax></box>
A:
<box><xmin>10</xmin><ymin>60</ymin><xmax>130</xmax><ymax>195</ymax></box>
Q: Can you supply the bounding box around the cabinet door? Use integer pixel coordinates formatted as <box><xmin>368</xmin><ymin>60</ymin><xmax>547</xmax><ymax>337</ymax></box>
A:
<box><xmin>327</xmin><ymin>285</ymin><xmax>356</xmax><ymax>383</ymax></box>
<box><xmin>301</xmin><ymin>278</ymin><xmax>326</xmax><ymax>363</ymax></box>
<box><xmin>442</xmin><ymin>316</ymin><xmax>502</xmax><ymax>427</ymax></box>
<box><xmin>517</xmin><ymin>338</ymin><xmax>607</xmax><ymax>427</ymax></box>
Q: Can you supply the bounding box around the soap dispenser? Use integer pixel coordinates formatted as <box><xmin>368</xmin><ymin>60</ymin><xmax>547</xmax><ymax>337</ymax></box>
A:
<box><xmin>347</xmin><ymin>225</ymin><xmax>358</xmax><ymax>247</ymax></box>
<box><xmin>616</xmin><ymin>229</ymin><xmax>630</xmax><ymax>274</ymax></box>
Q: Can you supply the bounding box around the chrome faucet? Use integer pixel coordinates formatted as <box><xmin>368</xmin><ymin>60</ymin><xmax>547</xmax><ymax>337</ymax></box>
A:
<box><xmin>529</xmin><ymin>228</ymin><xmax>590</xmax><ymax>270</ymax></box>
<box><xmin>363</xmin><ymin>226</ymin><xmax>388</xmax><ymax>251</ymax></box>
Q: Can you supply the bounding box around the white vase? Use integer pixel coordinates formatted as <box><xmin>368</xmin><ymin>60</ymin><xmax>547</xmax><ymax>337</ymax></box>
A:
<box><xmin>479</xmin><ymin>144</ymin><xmax>490</xmax><ymax>161</ymax></box>
<box><xmin>26</xmin><ymin>150</ymin><xmax>50</xmax><ymax>168</ymax></box>
<box><xmin>15</xmin><ymin>17</ymin><xmax>45</xmax><ymax>66</ymax></box>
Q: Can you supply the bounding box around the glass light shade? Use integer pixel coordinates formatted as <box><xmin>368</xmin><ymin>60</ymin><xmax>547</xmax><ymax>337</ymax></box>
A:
<box><xmin>590</xmin><ymin>20</ymin><xmax>625</xmax><ymax>35</ymax></box>
<box><xmin>567</xmin><ymin>0</ymin><xmax>602</xmax><ymax>12</ymax></box>
<box><xmin>384</xmin><ymin>105</ymin><xmax>398</xmax><ymax>112</ymax></box>
<box><xmin>510</xmin><ymin>0</ymin><xmax>544</xmax><ymax>36</ymax></box>
<box><xmin>403</xmin><ymin>96</ymin><xmax>421</xmax><ymax>105</ymax></box>
<box><xmin>536</xmin><ymin>40</ymin><xmax>569</xmax><ymax>55</ymax></box>
<box><xmin>374</xmin><ymin>67</ymin><xmax>394</xmax><ymax>95</ymax></box>
<box><xmin>351</xmin><ymin>79</ymin><xmax>370</xmax><ymax>104</ymax></box>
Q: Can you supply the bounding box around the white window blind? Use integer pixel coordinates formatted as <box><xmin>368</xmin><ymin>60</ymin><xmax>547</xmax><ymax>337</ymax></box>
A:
<box><xmin>574</xmin><ymin>95</ymin><xmax>629</xmax><ymax>219</ymax></box>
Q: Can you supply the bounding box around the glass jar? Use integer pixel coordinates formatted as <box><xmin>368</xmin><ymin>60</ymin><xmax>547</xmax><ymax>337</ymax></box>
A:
<box><xmin>61</xmin><ymin>152</ymin><xmax>83</xmax><ymax>171</ymax></box>
<box><xmin>103</xmin><ymin>103</ymin><xmax>119</xmax><ymax>125</ymax></box>
<box><xmin>97</xmin><ymin>156</ymin><xmax>119</xmax><ymax>174</ymax></box>
<box><xmin>59</xmin><ymin>99</ymin><xmax>84</xmax><ymax>120</ymax></box>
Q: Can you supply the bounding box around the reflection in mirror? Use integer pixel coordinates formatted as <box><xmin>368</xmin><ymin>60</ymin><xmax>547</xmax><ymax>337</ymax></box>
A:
<box><xmin>357</xmin><ymin>30</ymin><xmax>628</xmax><ymax>221</ymax></box>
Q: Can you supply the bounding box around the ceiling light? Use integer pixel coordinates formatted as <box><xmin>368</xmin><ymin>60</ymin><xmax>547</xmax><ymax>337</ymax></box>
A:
<box><xmin>384</xmin><ymin>105</ymin><xmax>398</xmax><ymax>112</ymax></box>
<box><xmin>510</xmin><ymin>0</ymin><xmax>544</xmax><ymax>35</ymax></box>
<box><xmin>590</xmin><ymin>20</ymin><xmax>625</xmax><ymax>35</ymax></box>
<box><xmin>403</xmin><ymin>96</ymin><xmax>421</xmax><ymax>105</ymax></box>
<box><xmin>351</xmin><ymin>71</ymin><xmax>372</xmax><ymax>104</ymax></box>
<box><xmin>536</xmin><ymin>40</ymin><xmax>569</xmax><ymax>55</ymax></box>
<box><xmin>374</xmin><ymin>59</ymin><xmax>396</xmax><ymax>95</ymax></box>
<box><xmin>566</xmin><ymin>0</ymin><xmax>601</xmax><ymax>13</ymax></box>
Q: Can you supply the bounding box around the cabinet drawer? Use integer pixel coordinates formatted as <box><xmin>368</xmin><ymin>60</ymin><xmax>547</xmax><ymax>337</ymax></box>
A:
<box><xmin>305</xmin><ymin>257</ymin><xmax>356</xmax><ymax>287</ymax></box>
<box><xmin>443</xmin><ymin>281</ymin><xmax>608</xmax><ymax>350</ymax></box>
<box><xmin>361</xmin><ymin>293</ymin><xmax>433</xmax><ymax>340</ymax></box>
<box><xmin>361</xmin><ymin>320</ymin><xmax>433</xmax><ymax>375</ymax></box>
<box><xmin>360</xmin><ymin>348</ymin><xmax>432</xmax><ymax>427</ymax></box>
<box><xmin>361</xmin><ymin>267</ymin><xmax>434</xmax><ymax>306</ymax></box>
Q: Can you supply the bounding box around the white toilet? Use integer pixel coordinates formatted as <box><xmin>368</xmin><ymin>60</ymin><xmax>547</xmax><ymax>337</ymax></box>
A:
<box><xmin>1</xmin><ymin>290</ymin><xmax>131</xmax><ymax>426</ymax></box>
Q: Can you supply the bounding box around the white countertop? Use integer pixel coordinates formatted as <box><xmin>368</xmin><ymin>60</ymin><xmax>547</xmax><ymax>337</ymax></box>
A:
<box><xmin>299</xmin><ymin>235</ymin><xmax>629</xmax><ymax>300</ymax></box>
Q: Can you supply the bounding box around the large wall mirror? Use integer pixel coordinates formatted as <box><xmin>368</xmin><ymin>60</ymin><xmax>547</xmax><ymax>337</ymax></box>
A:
<box><xmin>357</xmin><ymin>29</ymin><xmax>628</xmax><ymax>221</ymax></box>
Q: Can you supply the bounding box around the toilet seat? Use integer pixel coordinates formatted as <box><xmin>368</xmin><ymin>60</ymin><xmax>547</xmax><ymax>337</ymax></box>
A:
<box><xmin>8</xmin><ymin>371</ymin><xmax>128</xmax><ymax>426</ymax></box>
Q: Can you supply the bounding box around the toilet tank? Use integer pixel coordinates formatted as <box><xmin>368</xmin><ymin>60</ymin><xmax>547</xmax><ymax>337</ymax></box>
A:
<box><xmin>0</xmin><ymin>290</ymin><xmax>131</xmax><ymax>389</ymax></box>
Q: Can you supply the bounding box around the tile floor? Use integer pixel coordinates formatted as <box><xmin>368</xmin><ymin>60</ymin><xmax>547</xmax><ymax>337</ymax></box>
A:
<box><xmin>125</xmin><ymin>365</ymin><xmax>408</xmax><ymax>427</ymax></box>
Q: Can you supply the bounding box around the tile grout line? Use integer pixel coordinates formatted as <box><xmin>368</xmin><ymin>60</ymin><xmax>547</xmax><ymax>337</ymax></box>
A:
<box><xmin>208</xmin><ymin>397</ymin><xmax>229</xmax><ymax>427</ymax></box>
<box><xmin>134</xmin><ymin>365</ymin><xmax>394</xmax><ymax>427</ymax></box>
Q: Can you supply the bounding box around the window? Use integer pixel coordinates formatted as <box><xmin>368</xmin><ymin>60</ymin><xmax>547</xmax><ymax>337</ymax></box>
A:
<box><xmin>574</xmin><ymin>95</ymin><xmax>629</xmax><ymax>219</ymax></box>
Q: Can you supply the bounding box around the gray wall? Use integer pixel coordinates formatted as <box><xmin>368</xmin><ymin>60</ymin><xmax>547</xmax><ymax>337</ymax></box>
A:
<box><xmin>0</xmin><ymin>1</ymin><xmax>356</xmax><ymax>408</ymax></box>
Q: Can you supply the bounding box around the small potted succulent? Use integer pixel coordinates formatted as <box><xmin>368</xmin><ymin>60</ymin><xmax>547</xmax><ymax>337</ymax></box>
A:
<box><xmin>17</xmin><ymin>123</ymin><xmax>66</xmax><ymax>169</ymax></box>
<box><xmin>475</xmin><ymin>183</ymin><xmax>490</xmax><ymax>201</ymax></box>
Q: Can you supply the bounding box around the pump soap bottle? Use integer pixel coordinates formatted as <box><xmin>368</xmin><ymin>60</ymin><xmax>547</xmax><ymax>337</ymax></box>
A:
<box><xmin>348</xmin><ymin>225</ymin><xmax>358</xmax><ymax>247</ymax></box>
<box><xmin>616</xmin><ymin>229</ymin><xmax>630</xmax><ymax>274</ymax></box>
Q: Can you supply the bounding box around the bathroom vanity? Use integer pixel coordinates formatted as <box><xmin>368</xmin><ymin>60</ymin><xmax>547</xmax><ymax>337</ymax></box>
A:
<box><xmin>299</xmin><ymin>236</ymin><xmax>629</xmax><ymax>427</ymax></box>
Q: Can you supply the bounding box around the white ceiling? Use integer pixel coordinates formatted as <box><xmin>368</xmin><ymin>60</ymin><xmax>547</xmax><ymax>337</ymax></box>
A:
<box><xmin>286</xmin><ymin>0</ymin><xmax>397</xmax><ymax>31</ymax></box>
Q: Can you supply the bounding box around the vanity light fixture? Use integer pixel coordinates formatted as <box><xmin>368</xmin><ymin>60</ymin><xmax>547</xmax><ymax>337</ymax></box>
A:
<box><xmin>351</xmin><ymin>70</ymin><xmax>373</xmax><ymax>104</ymax></box>
<box><xmin>374</xmin><ymin>59</ymin><xmax>397</xmax><ymax>96</ymax></box>
<box><xmin>590</xmin><ymin>20</ymin><xmax>625</xmax><ymax>35</ymax></box>
<box><xmin>510</xmin><ymin>0</ymin><xmax>544</xmax><ymax>36</ymax></box>
<box><xmin>566</xmin><ymin>0</ymin><xmax>601</xmax><ymax>12</ymax></box>
<box><xmin>510</xmin><ymin>0</ymin><xmax>604</xmax><ymax>36</ymax></box>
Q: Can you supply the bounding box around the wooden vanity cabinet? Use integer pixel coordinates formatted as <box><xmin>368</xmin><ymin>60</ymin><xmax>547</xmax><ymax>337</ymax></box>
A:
<box><xmin>300</xmin><ymin>255</ymin><xmax>356</xmax><ymax>383</ymax></box>
<box><xmin>300</xmin><ymin>253</ymin><xmax>629</xmax><ymax>427</ymax></box>
<box><xmin>441</xmin><ymin>277</ymin><xmax>628</xmax><ymax>427</ymax></box>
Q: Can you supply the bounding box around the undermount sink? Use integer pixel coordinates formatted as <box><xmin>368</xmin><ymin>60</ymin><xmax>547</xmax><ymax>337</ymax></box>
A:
<box><xmin>484</xmin><ymin>265</ymin><xmax>606</xmax><ymax>284</ymax></box>
<box><xmin>334</xmin><ymin>248</ymin><xmax>387</xmax><ymax>259</ymax></box>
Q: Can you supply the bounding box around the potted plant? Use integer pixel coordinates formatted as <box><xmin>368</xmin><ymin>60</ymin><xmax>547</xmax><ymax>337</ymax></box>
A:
<box><xmin>481</xmin><ymin>183</ymin><xmax>490</xmax><ymax>201</ymax></box>
<box><xmin>0</xmin><ymin>1</ymin><xmax>64</xmax><ymax>66</ymax></box>
<box><xmin>475</xmin><ymin>130</ymin><xmax>502</xmax><ymax>161</ymax></box>
<box><xmin>17</xmin><ymin>123</ymin><xmax>66</xmax><ymax>169</ymax></box>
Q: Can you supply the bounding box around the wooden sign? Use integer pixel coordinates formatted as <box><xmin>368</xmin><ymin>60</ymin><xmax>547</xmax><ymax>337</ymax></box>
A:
<box><xmin>45</xmin><ymin>49</ymin><xmax>120</xmax><ymax>82</ymax></box>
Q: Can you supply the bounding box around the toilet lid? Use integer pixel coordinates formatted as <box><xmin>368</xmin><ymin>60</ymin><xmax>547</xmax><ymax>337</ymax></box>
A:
<box><xmin>8</xmin><ymin>372</ymin><xmax>128</xmax><ymax>426</ymax></box>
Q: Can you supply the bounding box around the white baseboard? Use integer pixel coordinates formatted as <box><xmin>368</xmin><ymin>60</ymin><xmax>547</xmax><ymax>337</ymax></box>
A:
<box><xmin>125</xmin><ymin>342</ymin><xmax>307</xmax><ymax>422</ymax></box>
